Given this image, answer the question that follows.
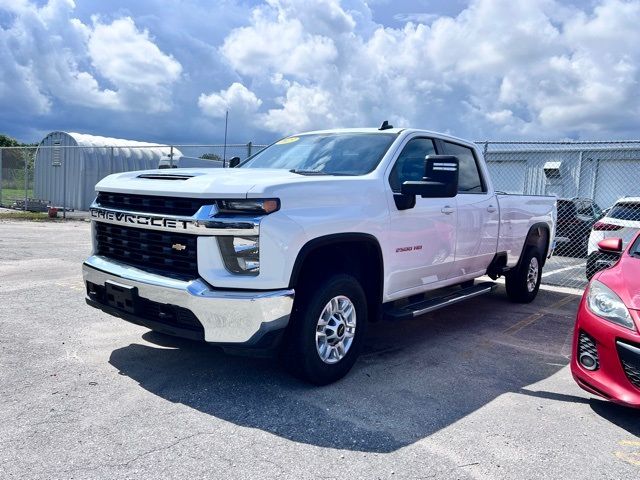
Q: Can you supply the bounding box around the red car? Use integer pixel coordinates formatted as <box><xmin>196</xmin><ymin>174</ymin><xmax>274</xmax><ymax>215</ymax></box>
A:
<box><xmin>572</xmin><ymin>233</ymin><xmax>640</xmax><ymax>408</ymax></box>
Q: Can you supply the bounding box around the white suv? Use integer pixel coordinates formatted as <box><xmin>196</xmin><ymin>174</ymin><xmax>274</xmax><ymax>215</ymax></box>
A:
<box><xmin>587</xmin><ymin>197</ymin><xmax>640</xmax><ymax>278</ymax></box>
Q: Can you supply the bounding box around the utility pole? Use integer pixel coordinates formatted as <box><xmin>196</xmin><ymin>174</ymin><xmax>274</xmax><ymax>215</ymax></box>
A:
<box><xmin>223</xmin><ymin>110</ymin><xmax>228</xmax><ymax>168</ymax></box>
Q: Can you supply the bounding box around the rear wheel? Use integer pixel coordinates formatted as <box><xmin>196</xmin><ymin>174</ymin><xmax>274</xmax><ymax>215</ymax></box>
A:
<box><xmin>505</xmin><ymin>246</ymin><xmax>542</xmax><ymax>303</ymax></box>
<box><xmin>282</xmin><ymin>274</ymin><xmax>367</xmax><ymax>385</ymax></box>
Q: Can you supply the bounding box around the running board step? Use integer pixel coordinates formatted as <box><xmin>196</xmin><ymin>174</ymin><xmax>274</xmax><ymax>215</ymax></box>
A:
<box><xmin>383</xmin><ymin>281</ymin><xmax>498</xmax><ymax>321</ymax></box>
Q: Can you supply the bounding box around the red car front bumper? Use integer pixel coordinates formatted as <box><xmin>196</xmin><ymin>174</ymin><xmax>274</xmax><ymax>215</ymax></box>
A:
<box><xmin>571</xmin><ymin>295</ymin><xmax>640</xmax><ymax>408</ymax></box>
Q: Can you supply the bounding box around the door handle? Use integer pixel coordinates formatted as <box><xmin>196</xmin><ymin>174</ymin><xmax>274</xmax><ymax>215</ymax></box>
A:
<box><xmin>441</xmin><ymin>206</ymin><xmax>455</xmax><ymax>215</ymax></box>
<box><xmin>487</xmin><ymin>205</ymin><xmax>497</xmax><ymax>213</ymax></box>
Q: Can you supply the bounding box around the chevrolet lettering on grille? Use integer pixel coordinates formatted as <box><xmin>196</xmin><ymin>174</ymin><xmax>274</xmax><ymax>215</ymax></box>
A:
<box><xmin>90</xmin><ymin>208</ymin><xmax>190</xmax><ymax>230</ymax></box>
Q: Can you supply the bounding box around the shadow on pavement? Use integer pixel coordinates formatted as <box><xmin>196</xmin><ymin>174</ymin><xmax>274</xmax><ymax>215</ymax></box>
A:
<box><xmin>109</xmin><ymin>288</ymin><xmax>580</xmax><ymax>453</ymax></box>
<box><xmin>590</xmin><ymin>400</ymin><xmax>640</xmax><ymax>437</ymax></box>
<box><xmin>519</xmin><ymin>387</ymin><xmax>640</xmax><ymax>437</ymax></box>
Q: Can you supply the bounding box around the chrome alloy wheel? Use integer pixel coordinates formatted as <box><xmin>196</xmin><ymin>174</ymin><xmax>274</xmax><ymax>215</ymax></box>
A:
<box><xmin>315</xmin><ymin>295</ymin><xmax>357</xmax><ymax>364</ymax></box>
<box><xmin>527</xmin><ymin>256</ymin><xmax>540</xmax><ymax>292</ymax></box>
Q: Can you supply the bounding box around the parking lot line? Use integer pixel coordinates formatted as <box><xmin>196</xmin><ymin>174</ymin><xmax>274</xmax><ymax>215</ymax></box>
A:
<box><xmin>502</xmin><ymin>295</ymin><xmax>576</xmax><ymax>336</ymax></box>
<box><xmin>541</xmin><ymin>264</ymin><xmax>583</xmax><ymax>278</ymax></box>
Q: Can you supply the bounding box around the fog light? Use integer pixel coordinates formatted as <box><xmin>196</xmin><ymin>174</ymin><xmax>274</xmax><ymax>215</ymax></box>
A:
<box><xmin>218</xmin><ymin>236</ymin><xmax>260</xmax><ymax>275</ymax></box>
<box><xmin>579</xmin><ymin>352</ymin><xmax>598</xmax><ymax>371</ymax></box>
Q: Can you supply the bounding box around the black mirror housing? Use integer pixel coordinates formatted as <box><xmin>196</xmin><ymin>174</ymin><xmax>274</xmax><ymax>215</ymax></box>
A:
<box><xmin>400</xmin><ymin>155</ymin><xmax>459</xmax><ymax>198</ymax></box>
<box><xmin>229</xmin><ymin>156</ymin><xmax>241</xmax><ymax>168</ymax></box>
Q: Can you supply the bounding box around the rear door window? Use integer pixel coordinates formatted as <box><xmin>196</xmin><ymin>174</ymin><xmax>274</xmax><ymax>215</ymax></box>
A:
<box><xmin>608</xmin><ymin>202</ymin><xmax>640</xmax><ymax>221</ymax></box>
<box><xmin>442</xmin><ymin>142</ymin><xmax>485</xmax><ymax>193</ymax></box>
<box><xmin>592</xmin><ymin>203</ymin><xmax>603</xmax><ymax>218</ymax></box>
<box><xmin>576</xmin><ymin>200</ymin><xmax>594</xmax><ymax>219</ymax></box>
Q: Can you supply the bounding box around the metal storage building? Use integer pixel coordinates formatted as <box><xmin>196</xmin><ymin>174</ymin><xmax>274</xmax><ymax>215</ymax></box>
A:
<box><xmin>483</xmin><ymin>143</ymin><xmax>640</xmax><ymax>209</ymax></box>
<box><xmin>34</xmin><ymin>132</ymin><xmax>181</xmax><ymax>210</ymax></box>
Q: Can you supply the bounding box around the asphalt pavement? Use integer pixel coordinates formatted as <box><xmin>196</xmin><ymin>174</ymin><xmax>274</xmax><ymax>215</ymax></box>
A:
<box><xmin>1</xmin><ymin>219</ymin><xmax>638</xmax><ymax>479</ymax></box>
<box><xmin>542</xmin><ymin>255</ymin><xmax>588</xmax><ymax>291</ymax></box>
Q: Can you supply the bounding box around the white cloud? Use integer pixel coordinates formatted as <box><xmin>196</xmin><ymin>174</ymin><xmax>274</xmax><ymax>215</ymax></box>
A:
<box><xmin>88</xmin><ymin>17</ymin><xmax>182</xmax><ymax>91</ymax></box>
<box><xmin>220</xmin><ymin>6</ymin><xmax>338</xmax><ymax>78</ymax></box>
<box><xmin>3</xmin><ymin>0</ymin><xmax>640</xmax><ymax>143</ymax></box>
<box><xmin>198</xmin><ymin>82</ymin><xmax>262</xmax><ymax>118</ymax></box>
<box><xmin>209</xmin><ymin>0</ymin><xmax>640</xmax><ymax>139</ymax></box>
<box><xmin>261</xmin><ymin>83</ymin><xmax>336</xmax><ymax>134</ymax></box>
<box><xmin>0</xmin><ymin>0</ymin><xmax>182</xmax><ymax>117</ymax></box>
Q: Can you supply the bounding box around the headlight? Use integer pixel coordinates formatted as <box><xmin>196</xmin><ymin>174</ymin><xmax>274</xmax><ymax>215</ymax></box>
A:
<box><xmin>217</xmin><ymin>199</ymin><xmax>280</xmax><ymax>214</ymax></box>
<box><xmin>586</xmin><ymin>280</ymin><xmax>635</xmax><ymax>330</ymax></box>
<box><xmin>218</xmin><ymin>236</ymin><xmax>259</xmax><ymax>275</ymax></box>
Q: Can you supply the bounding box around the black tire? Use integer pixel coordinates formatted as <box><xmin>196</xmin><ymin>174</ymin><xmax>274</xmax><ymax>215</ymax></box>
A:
<box><xmin>282</xmin><ymin>273</ymin><xmax>368</xmax><ymax>385</ymax></box>
<box><xmin>586</xmin><ymin>252</ymin><xmax>599</xmax><ymax>280</ymax></box>
<box><xmin>505</xmin><ymin>246</ymin><xmax>542</xmax><ymax>303</ymax></box>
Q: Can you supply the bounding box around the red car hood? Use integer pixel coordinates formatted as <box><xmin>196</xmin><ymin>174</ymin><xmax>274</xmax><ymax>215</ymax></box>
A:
<box><xmin>597</xmin><ymin>254</ymin><xmax>640</xmax><ymax>310</ymax></box>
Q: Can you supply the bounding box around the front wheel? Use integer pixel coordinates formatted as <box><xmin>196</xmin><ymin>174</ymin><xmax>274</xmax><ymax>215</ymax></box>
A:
<box><xmin>505</xmin><ymin>246</ymin><xmax>542</xmax><ymax>303</ymax></box>
<box><xmin>282</xmin><ymin>274</ymin><xmax>367</xmax><ymax>385</ymax></box>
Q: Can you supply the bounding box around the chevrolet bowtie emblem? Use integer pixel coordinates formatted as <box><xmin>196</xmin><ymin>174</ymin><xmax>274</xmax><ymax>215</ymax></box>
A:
<box><xmin>172</xmin><ymin>243</ymin><xmax>187</xmax><ymax>251</ymax></box>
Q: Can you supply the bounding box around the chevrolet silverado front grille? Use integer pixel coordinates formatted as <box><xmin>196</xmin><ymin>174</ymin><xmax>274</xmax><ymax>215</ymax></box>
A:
<box><xmin>96</xmin><ymin>192</ymin><xmax>212</xmax><ymax>216</ymax></box>
<box><xmin>95</xmin><ymin>222</ymin><xmax>198</xmax><ymax>278</ymax></box>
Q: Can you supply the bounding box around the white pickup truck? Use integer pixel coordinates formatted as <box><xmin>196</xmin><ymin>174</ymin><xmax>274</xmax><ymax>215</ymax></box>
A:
<box><xmin>83</xmin><ymin>126</ymin><xmax>556</xmax><ymax>384</ymax></box>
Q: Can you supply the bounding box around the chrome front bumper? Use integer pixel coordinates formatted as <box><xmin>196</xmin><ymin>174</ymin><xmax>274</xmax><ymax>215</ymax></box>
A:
<box><xmin>82</xmin><ymin>255</ymin><xmax>294</xmax><ymax>345</ymax></box>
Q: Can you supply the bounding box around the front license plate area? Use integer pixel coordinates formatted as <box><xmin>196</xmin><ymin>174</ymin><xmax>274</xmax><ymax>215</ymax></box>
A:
<box><xmin>105</xmin><ymin>281</ymin><xmax>138</xmax><ymax>314</ymax></box>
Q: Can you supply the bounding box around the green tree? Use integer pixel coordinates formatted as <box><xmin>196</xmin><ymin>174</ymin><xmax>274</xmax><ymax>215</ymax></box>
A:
<box><xmin>0</xmin><ymin>134</ymin><xmax>20</xmax><ymax>147</ymax></box>
<box><xmin>0</xmin><ymin>134</ymin><xmax>36</xmax><ymax>195</ymax></box>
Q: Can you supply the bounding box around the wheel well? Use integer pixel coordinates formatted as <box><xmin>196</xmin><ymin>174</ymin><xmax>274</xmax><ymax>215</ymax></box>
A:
<box><xmin>523</xmin><ymin>223</ymin><xmax>551</xmax><ymax>267</ymax></box>
<box><xmin>289</xmin><ymin>235</ymin><xmax>384</xmax><ymax>321</ymax></box>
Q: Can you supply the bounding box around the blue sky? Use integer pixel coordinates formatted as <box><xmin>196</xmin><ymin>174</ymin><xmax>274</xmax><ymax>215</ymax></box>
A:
<box><xmin>1</xmin><ymin>0</ymin><xmax>637</xmax><ymax>145</ymax></box>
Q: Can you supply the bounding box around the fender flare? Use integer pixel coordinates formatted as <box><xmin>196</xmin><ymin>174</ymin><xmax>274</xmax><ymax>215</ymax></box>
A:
<box><xmin>515</xmin><ymin>222</ymin><xmax>551</xmax><ymax>270</ymax></box>
<box><xmin>288</xmin><ymin>233</ymin><xmax>384</xmax><ymax>295</ymax></box>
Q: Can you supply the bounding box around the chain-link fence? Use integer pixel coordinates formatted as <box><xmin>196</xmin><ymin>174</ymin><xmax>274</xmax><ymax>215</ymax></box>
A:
<box><xmin>0</xmin><ymin>142</ymin><xmax>267</xmax><ymax>216</ymax></box>
<box><xmin>481</xmin><ymin>140</ymin><xmax>640</xmax><ymax>290</ymax></box>
<box><xmin>0</xmin><ymin>146</ymin><xmax>37</xmax><ymax>211</ymax></box>
<box><xmin>3</xmin><ymin>138</ymin><xmax>640</xmax><ymax>290</ymax></box>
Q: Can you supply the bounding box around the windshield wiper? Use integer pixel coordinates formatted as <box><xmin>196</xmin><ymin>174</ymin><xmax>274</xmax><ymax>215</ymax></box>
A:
<box><xmin>289</xmin><ymin>169</ymin><xmax>330</xmax><ymax>175</ymax></box>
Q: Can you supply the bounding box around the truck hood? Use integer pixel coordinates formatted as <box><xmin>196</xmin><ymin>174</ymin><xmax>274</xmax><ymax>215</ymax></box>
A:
<box><xmin>95</xmin><ymin>168</ymin><xmax>346</xmax><ymax>198</ymax></box>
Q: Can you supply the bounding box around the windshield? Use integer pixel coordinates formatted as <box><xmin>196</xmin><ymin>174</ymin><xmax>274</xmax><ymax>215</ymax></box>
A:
<box><xmin>240</xmin><ymin>133</ymin><xmax>397</xmax><ymax>175</ymax></box>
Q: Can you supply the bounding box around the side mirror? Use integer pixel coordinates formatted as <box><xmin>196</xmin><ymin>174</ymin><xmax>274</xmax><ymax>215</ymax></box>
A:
<box><xmin>598</xmin><ymin>238</ymin><xmax>623</xmax><ymax>254</ymax></box>
<box><xmin>229</xmin><ymin>157</ymin><xmax>241</xmax><ymax>168</ymax></box>
<box><xmin>401</xmin><ymin>155</ymin><xmax>459</xmax><ymax>198</ymax></box>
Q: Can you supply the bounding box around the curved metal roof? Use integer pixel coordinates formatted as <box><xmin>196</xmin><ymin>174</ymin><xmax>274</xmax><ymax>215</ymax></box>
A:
<box><xmin>35</xmin><ymin>131</ymin><xmax>183</xmax><ymax>210</ymax></box>
<box><xmin>41</xmin><ymin>131</ymin><xmax>181</xmax><ymax>162</ymax></box>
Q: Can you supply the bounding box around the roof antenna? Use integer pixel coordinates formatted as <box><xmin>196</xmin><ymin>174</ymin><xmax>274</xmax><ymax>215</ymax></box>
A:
<box><xmin>378</xmin><ymin>120</ymin><xmax>393</xmax><ymax>130</ymax></box>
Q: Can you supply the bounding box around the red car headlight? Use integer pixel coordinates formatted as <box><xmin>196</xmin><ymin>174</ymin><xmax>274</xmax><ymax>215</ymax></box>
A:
<box><xmin>586</xmin><ymin>280</ymin><xmax>635</xmax><ymax>331</ymax></box>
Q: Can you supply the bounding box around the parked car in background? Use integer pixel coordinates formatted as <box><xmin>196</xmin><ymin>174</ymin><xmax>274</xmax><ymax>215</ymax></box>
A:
<box><xmin>572</xmin><ymin>233</ymin><xmax>640</xmax><ymax>408</ymax></box>
<box><xmin>587</xmin><ymin>197</ymin><xmax>640</xmax><ymax>279</ymax></box>
<box><xmin>555</xmin><ymin>198</ymin><xmax>603</xmax><ymax>257</ymax></box>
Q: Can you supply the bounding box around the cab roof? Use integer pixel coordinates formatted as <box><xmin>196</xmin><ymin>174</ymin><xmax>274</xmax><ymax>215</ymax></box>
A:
<box><xmin>292</xmin><ymin>127</ymin><xmax>476</xmax><ymax>148</ymax></box>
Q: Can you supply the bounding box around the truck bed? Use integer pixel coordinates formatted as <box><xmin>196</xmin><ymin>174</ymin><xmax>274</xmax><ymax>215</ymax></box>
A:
<box><xmin>496</xmin><ymin>193</ymin><xmax>556</xmax><ymax>266</ymax></box>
